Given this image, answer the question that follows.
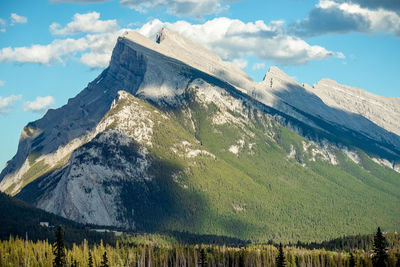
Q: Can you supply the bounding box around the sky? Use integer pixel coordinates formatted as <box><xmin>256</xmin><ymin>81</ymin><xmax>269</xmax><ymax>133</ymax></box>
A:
<box><xmin>0</xmin><ymin>0</ymin><xmax>399</xmax><ymax>170</ymax></box>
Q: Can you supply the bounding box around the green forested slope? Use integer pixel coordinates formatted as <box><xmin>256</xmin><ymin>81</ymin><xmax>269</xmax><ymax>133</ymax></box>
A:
<box><xmin>14</xmin><ymin>86</ymin><xmax>400</xmax><ymax>243</ymax></box>
<box><xmin>95</xmin><ymin>90</ymin><xmax>400</xmax><ymax>242</ymax></box>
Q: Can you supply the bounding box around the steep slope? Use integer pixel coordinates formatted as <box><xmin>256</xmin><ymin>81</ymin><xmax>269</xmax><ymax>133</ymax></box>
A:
<box><xmin>311</xmin><ymin>78</ymin><xmax>400</xmax><ymax>138</ymax></box>
<box><xmin>1</xmin><ymin>29</ymin><xmax>400</xmax><ymax>242</ymax></box>
<box><xmin>259</xmin><ymin>67</ymin><xmax>400</xmax><ymax>162</ymax></box>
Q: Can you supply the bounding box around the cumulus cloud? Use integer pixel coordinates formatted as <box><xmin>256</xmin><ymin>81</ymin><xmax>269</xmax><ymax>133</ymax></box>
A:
<box><xmin>0</xmin><ymin>16</ymin><xmax>341</xmax><ymax>69</ymax></box>
<box><xmin>120</xmin><ymin>0</ymin><xmax>229</xmax><ymax>16</ymax></box>
<box><xmin>0</xmin><ymin>95</ymin><xmax>22</xmax><ymax>114</ymax></box>
<box><xmin>0</xmin><ymin>80</ymin><xmax>4</xmax><ymax>86</ymax></box>
<box><xmin>138</xmin><ymin>18</ymin><xmax>341</xmax><ymax>65</ymax></box>
<box><xmin>252</xmin><ymin>63</ymin><xmax>266</xmax><ymax>70</ymax></box>
<box><xmin>0</xmin><ymin>12</ymin><xmax>122</xmax><ymax>68</ymax></box>
<box><xmin>0</xmin><ymin>24</ymin><xmax>123</xmax><ymax>68</ymax></box>
<box><xmin>335</xmin><ymin>0</ymin><xmax>400</xmax><ymax>13</ymax></box>
<box><xmin>0</xmin><ymin>38</ymin><xmax>88</xmax><ymax>65</ymax></box>
<box><xmin>292</xmin><ymin>0</ymin><xmax>400</xmax><ymax>37</ymax></box>
<box><xmin>50</xmin><ymin>12</ymin><xmax>117</xmax><ymax>35</ymax></box>
<box><xmin>79</xmin><ymin>31</ymin><xmax>123</xmax><ymax>68</ymax></box>
<box><xmin>24</xmin><ymin>96</ymin><xmax>55</xmax><ymax>113</ymax></box>
<box><xmin>10</xmin><ymin>13</ymin><xmax>27</xmax><ymax>25</ymax></box>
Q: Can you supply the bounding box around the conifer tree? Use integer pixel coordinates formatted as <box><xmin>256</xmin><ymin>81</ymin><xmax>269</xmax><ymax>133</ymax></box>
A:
<box><xmin>198</xmin><ymin>248</ymin><xmax>207</xmax><ymax>267</ymax></box>
<box><xmin>276</xmin><ymin>243</ymin><xmax>286</xmax><ymax>267</ymax></box>
<box><xmin>373</xmin><ymin>227</ymin><xmax>387</xmax><ymax>267</ymax></box>
<box><xmin>239</xmin><ymin>250</ymin><xmax>246</xmax><ymax>267</ymax></box>
<box><xmin>100</xmin><ymin>251</ymin><xmax>109</xmax><ymax>267</ymax></box>
<box><xmin>70</xmin><ymin>258</ymin><xmax>78</xmax><ymax>267</ymax></box>
<box><xmin>53</xmin><ymin>226</ymin><xmax>66</xmax><ymax>267</ymax></box>
<box><xmin>88</xmin><ymin>251</ymin><xmax>93</xmax><ymax>267</ymax></box>
<box><xmin>349</xmin><ymin>252</ymin><xmax>356</xmax><ymax>267</ymax></box>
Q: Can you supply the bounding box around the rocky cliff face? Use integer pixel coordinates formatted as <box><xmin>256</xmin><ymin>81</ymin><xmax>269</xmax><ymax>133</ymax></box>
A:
<box><xmin>0</xmin><ymin>36</ymin><xmax>147</xmax><ymax>195</ymax></box>
<box><xmin>1</xmin><ymin>29</ymin><xmax>399</xmax><ymax>241</ymax></box>
<box><xmin>311</xmin><ymin>78</ymin><xmax>400</xmax><ymax>137</ymax></box>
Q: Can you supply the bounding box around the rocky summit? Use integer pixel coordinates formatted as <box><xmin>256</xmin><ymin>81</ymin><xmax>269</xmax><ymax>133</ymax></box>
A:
<box><xmin>0</xmin><ymin>29</ymin><xmax>399</xmax><ymax>242</ymax></box>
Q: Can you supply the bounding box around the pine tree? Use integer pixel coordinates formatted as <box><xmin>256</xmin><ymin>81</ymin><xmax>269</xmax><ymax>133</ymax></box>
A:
<box><xmin>100</xmin><ymin>251</ymin><xmax>109</xmax><ymax>267</ymax></box>
<box><xmin>276</xmin><ymin>243</ymin><xmax>286</xmax><ymax>267</ymax></box>
<box><xmin>70</xmin><ymin>258</ymin><xmax>78</xmax><ymax>267</ymax></box>
<box><xmin>373</xmin><ymin>227</ymin><xmax>388</xmax><ymax>267</ymax></box>
<box><xmin>88</xmin><ymin>251</ymin><xmax>93</xmax><ymax>267</ymax></box>
<box><xmin>53</xmin><ymin>226</ymin><xmax>66</xmax><ymax>267</ymax></box>
<box><xmin>349</xmin><ymin>252</ymin><xmax>356</xmax><ymax>267</ymax></box>
<box><xmin>198</xmin><ymin>248</ymin><xmax>207</xmax><ymax>267</ymax></box>
<box><xmin>239</xmin><ymin>250</ymin><xmax>246</xmax><ymax>267</ymax></box>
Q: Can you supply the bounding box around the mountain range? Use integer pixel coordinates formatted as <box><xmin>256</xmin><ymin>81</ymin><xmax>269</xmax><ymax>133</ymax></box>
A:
<box><xmin>1</xmin><ymin>28</ymin><xmax>399</xmax><ymax>242</ymax></box>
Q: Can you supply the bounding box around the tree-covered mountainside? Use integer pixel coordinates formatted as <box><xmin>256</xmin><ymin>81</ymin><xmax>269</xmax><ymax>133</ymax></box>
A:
<box><xmin>14</xmin><ymin>89</ymin><xmax>400</xmax><ymax>243</ymax></box>
<box><xmin>0</xmin><ymin>29</ymin><xmax>399</xmax><ymax>243</ymax></box>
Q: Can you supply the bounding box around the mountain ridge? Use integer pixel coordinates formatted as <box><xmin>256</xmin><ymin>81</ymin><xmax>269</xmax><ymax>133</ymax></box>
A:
<box><xmin>1</xmin><ymin>29</ymin><xmax>399</xmax><ymax>242</ymax></box>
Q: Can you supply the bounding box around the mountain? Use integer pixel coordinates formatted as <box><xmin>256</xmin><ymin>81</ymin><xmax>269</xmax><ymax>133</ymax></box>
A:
<box><xmin>0</xmin><ymin>28</ymin><xmax>399</xmax><ymax>242</ymax></box>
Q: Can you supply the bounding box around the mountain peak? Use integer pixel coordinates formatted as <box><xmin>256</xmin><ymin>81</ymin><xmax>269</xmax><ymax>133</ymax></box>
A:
<box><xmin>262</xmin><ymin>65</ymin><xmax>297</xmax><ymax>86</ymax></box>
<box><xmin>120</xmin><ymin>29</ymin><xmax>254</xmax><ymax>95</ymax></box>
<box><xmin>155</xmin><ymin>27</ymin><xmax>176</xmax><ymax>44</ymax></box>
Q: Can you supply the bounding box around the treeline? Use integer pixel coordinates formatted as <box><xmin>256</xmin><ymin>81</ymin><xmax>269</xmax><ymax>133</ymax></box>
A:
<box><xmin>162</xmin><ymin>231</ymin><xmax>251</xmax><ymax>247</ymax></box>
<box><xmin>1</xmin><ymin>228</ymin><xmax>400</xmax><ymax>266</ymax></box>
<box><xmin>296</xmin><ymin>232</ymin><xmax>400</xmax><ymax>252</ymax></box>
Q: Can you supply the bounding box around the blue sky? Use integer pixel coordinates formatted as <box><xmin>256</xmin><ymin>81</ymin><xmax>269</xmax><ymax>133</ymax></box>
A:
<box><xmin>0</xmin><ymin>0</ymin><xmax>399</xmax><ymax>170</ymax></box>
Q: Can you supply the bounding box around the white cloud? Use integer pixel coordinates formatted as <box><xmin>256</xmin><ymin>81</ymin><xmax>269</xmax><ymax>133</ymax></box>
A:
<box><xmin>51</xmin><ymin>0</ymin><xmax>230</xmax><ymax>17</ymax></box>
<box><xmin>0</xmin><ymin>95</ymin><xmax>22</xmax><ymax>114</ymax></box>
<box><xmin>0</xmin><ymin>12</ymin><xmax>122</xmax><ymax>68</ymax></box>
<box><xmin>0</xmin><ymin>38</ymin><xmax>88</xmax><ymax>65</ymax></box>
<box><xmin>50</xmin><ymin>12</ymin><xmax>118</xmax><ymax>35</ymax></box>
<box><xmin>79</xmin><ymin>31</ymin><xmax>123</xmax><ymax>68</ymax></box>
<box><xmin>0</xmin><ymin>29</ymin><xmax>123</xmax><ymax>68</ymax></box>
<box><xmin>138</xmin><ymin>18</ymin><xmax>341</xmax><ymax>65</ymax></box>
<box><xmin>10</xmin><ymin>13</ymin><xmax>27</xmax><ymax>25</ymax></box>
<box><xmin>335</xmin><ymin>0</ymin><xmax>400</xmax><ymax>14</ymax></box>
<box><xmin>252</xmin><ymin>63</ymin><xmax>266</xmax><ymax>70</ymax></box>
<box><xmin>292</xmin><ymin>0</ymin><xmax>400</xmax><ymax>37</ymax></box>
<box><xmin>0</xmin><ymin>80</ymin><xmax>4</xmax><ymax>86</ymax></box>
<box><xmin>0</xmin><ymin>16</ymin><xmax>341</xmax><ymax>69</ymax></box>
<box><xmin>24</xmin><ymin>96</ymin><xmax>55</xmax><ymax>113</ymax></box>
<box><xmin>120</xmin><ymin>0</ymin><xmax>228</xmax><ymax>16</ymax></box>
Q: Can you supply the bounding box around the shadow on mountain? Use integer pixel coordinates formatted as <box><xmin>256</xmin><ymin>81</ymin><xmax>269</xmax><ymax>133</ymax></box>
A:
<box><xmin>16</xmin><ymin>130</ymin><xmax>212</xmax><ymax>234</ymax></box>
<box><xmin>270</xmin><ymin>80</ymin><xmax>400</xmax><ymax>162</ymax></box>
